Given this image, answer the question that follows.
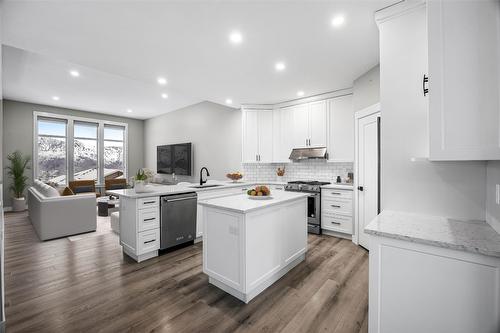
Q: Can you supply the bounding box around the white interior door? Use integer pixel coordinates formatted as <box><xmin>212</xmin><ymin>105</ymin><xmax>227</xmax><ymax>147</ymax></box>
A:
<box><xmin>356</xmin><ymin>111</ymin><xmax>380</xmax><ymax>250</ymax></box>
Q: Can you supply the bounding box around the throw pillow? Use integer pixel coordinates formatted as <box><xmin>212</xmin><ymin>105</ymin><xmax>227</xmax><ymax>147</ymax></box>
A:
<box><xmin>61</xmin><ymin>187</ymin><xmax>75</xmax><ymax>196</ymax></box>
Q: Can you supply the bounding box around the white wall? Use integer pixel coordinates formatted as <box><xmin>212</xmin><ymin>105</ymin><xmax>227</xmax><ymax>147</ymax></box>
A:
<box><xmin>379</xmin><ymin>5</ymin><xmax>486</xmax><ymax>220</ymax></box>
<box><xmin>144</xmin><ymin>101</ymin><xmax>241</xmax><ymax>183</ymax></box>
<box><xmin>353</xmin><ymin>65</ymin><xmax>380</xmax><ymax>111</ymax></box>
<box><xmin>486</xmin><ymin>161</ymin><xmax>500</xmax><ymax>233</ymax></box>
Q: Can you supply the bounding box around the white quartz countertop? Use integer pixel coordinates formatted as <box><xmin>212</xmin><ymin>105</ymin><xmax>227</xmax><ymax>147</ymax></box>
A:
<box><xmin>198</xmin><ymin>191</ymin><xmax>309</xmax><ymax>214</ymax></box>
<box><xmin>321</xmin><ymin>183</ymin><xmax>353</xmax><ymax>190</ymax></box>
<box><xmin>365</xmin><ymin>210</ymin><xmax>500</xmax><ymax>258</ymax></box>
<box><xmin>107</xmin><ymin>180</ymin><xmax>286</xmax><ymax>198</ymax></box>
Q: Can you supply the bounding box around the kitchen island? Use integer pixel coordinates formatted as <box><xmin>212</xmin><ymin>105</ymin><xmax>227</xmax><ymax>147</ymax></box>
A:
<box><xmin>107</xmin><ymin>181</ymin><xmax>286</xmax><ymax>262</ymax></box>
<box><xmin>199</xmin><ymin>191</ymin><xmax>308</xmax><ymax>303</ymax></box>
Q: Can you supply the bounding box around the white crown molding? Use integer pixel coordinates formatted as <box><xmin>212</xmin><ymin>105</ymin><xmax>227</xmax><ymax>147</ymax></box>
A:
<box><xmin>241</xmin><ymin>87</ymin><xmax>353</xmax><ymax>111</ymax></box>
<box><xmin>375</xmin><ymin>0</ymin><xmax>426</xmax><ymax>26</ymax></box>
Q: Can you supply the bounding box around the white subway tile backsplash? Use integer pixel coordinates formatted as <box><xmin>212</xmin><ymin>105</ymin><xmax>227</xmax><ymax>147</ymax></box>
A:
<box><xmin>242</xmin><ymin>161</ymin><xmax>353</xmax><ymax>183</ymax></box>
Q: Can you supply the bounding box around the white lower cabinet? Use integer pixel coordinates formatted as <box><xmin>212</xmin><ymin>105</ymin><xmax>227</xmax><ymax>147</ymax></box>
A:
<box><xmin>321</xmin><ymin>188</ymin><xmax>353</xmax><ymax>235</ymax></box>
<box><xmin>119</xmin><ymin>196</ymin><xmax>161</xmax><ymax>262</ymax></box>
<box><xmin>369</xmin><ymin>235</ymin><xmax>500</xmax><ymax>333</ymax></box>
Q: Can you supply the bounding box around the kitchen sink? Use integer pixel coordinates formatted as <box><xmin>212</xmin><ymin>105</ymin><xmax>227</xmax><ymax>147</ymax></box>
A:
<box><xmin>188</xmin><ymin>184</ymin><xmax>224</xmax><ymax>189</ymax></box>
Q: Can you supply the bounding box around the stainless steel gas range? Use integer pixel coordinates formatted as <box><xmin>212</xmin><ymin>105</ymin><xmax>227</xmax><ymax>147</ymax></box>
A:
<box><xmin>284</xmin><ymin>180</ymin><xmax>331</xmax><ymax>234</ymax></box>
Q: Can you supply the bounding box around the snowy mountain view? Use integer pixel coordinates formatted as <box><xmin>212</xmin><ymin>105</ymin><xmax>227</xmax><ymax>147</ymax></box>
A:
<box><xmin>38</xmin><ymin>137</ymin><xmax>124</xmax><ymax>184</ymax></box>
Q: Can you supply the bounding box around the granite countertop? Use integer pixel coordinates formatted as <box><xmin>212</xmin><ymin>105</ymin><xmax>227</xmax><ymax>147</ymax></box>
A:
<box><xmin>198</xmin><ymin>191</ymin><xmax>309</xmax><ymax>214</ymax></box>
<box><xmin>107</xmin><ymin>180</ymin><xmax>286</xmax><ymax>198</ymax></box>
<box><xmin>365</xmin><ymin>210</ymin><xmax>500</xmax><ymax>258</ymax></box>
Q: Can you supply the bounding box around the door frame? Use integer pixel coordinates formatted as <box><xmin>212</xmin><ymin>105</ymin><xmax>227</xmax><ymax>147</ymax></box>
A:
<box><xmin>353</xmin><ymin>103</ymin><xmax>381</xmax><ymax>246</ymax></box>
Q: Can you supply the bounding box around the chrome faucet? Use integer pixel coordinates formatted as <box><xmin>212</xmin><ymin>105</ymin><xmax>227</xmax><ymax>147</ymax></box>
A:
<box><xmin>200</xmin><ymin>167</ymin><xmax>210</xmax><ymax>186</ymax></box>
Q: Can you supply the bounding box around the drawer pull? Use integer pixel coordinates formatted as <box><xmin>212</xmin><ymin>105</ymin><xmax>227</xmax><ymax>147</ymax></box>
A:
<box><xmin>330</xmin><ymin>205</ymin><xmax>341</xmax><ymax>208</ymax></box>
<box><xmin>144</xmin><ymin>239</ymin><xmax>156</xmax><ymax>244</ymax></box>
<box><xmin>330</xmin><ymin>221</ymin><xmax>341</xmax><ymax>225</ymax></box>
<box><xmin>144</xmin><ymin>217</ymin><xmax>156</xmax><ymax>222</ymax></box>
<box><xmin>331</xmin><ymin>192</ymin><xmax>342</xmax><ymax>195</ymax></box>
<box><xmin>143</xmin><ymin>201</ymin><xmax>156</xmax><ymax>204</ymax></box>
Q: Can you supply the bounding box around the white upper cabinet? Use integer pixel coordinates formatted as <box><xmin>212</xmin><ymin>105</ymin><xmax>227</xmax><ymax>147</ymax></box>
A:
<box><xmin>428</xmin><ymin>0</ymin><xmax>500</xmax><ymax>160</ymax></box>
<box><xmin>242</xmin><ymin>110</ymin><xmax>259</xmax><ymax>163</ymax></box>
<box><xmin>328</xmin><ymin>95</ymin><xmax>354</xmax><ymax>162</ymax></box>
<box><xmin>291</xmin><ymin>104</ymin><xmax>310</xmax><ymax>148</ymax></box>
<box><xmin>280</xmin><ymin>101</ymin><xmax>327</xmax><ymax>150</ymax></box>
<box><xmin>258</xmin><ymin>110</ymin><xmax>274</xmax><ymax>163</ymax></box>
<box><xmin>242</xmin><ymin>109</ymin><xmax>273</xmax><ymax>163</ymax></box>
<box><xmin>308</xmin><ymin>100</ymin><xmax>328</xmax><ymax>147</ymax></box>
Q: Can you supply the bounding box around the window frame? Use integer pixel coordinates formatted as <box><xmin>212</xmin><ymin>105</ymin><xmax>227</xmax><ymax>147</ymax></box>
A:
<box><xmin>33</xmin><ymin>111</ymin><xmax>129</xmax><ymax>185</ymax></box>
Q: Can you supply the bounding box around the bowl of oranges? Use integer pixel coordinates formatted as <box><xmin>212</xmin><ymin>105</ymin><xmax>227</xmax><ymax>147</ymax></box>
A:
<box><xmin>247</xmin><ymin>185</ymin><xmax>272</xmax><ymax>200</ymax></box>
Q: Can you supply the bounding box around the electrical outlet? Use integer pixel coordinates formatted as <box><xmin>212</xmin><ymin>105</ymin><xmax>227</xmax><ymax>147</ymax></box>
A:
<box><xmin>496</xmin><ymin>184</ymin><xmax>500</xmax><ymax>205</ymax></box>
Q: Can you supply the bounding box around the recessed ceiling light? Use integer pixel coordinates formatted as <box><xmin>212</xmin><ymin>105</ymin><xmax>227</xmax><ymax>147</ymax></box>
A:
<box><xmin>297</xmin><ymin>91</ymin><xmax>305</xmax><ymax>97</ymax></box>
<box><xmin>157</xmin><ymin>77</ymin><xmax>167</xmax><ymax>85</ymax></box>
<box><xmin>229</xmin><ymin>31</ymin><xmax>243</xmax><ymax>44</ymax></box>
<box><xmin>331</xmin><ymin>15</ymin><xmax>345</xmax><ymax>27</ymax></box>
<box><xmin>69</xmin><ymin>70</ymin><xmax>80</xmax><ymax>77</ymax></box>
<box><xmin>161</xmin><ymin>93</ymin><xmax>168</xmax><ymax>99</ymax></box>
<box><xmin>127</xmin><ymin>109</ymin><xmax>133</xmax><ymax>113</ymax></box>
<box><xmin>275</xmin><ymin>62</ymin><xmax>286</xmax><ymax>72</ymax></box>
<box><xmin>225</xmin><ymin>99</ymin><xmax>233</xmax><ymax>105</ymax></box>
<box><xmin>52</xmin><ymin>96</ymin><xmax>60</xmax><ymax>101</ymax></box>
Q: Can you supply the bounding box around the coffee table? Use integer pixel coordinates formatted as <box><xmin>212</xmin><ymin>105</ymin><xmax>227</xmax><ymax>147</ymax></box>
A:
<box><xmin>97</xmin><ymin>197</ymin><xmax>119</xmax><ymax>217</ymax></box>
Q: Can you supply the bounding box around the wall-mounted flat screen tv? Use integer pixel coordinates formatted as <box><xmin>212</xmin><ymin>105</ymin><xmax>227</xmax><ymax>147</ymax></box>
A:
<box><xmin>157</xmin><ymin>143</ymin><xmax>192</xmax><ymax>176</ymax></box>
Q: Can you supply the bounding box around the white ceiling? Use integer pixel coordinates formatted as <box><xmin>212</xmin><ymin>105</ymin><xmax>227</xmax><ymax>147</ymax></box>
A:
<box><xmin>2</xmin><ymin>0</ymin><xmax>393</xmax><ymax>119</ymax></box>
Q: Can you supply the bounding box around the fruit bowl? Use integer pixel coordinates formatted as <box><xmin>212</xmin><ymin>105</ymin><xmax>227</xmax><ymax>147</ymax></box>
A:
<box><xmin>226</xmin><ymin>172</ymin><xmax>243</xmax><ymax>182</ymax></box>
<box><xmin>246</xmin><ymin>185</ymin><xmax>272</xmax><ymax>199</ymax></box>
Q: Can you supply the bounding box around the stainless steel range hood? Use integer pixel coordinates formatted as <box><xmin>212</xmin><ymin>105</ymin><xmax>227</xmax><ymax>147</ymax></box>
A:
<box><xmin>289</xmin><ymin>147</ymin><xmax>328</xmax><ymax>161</ymax></box>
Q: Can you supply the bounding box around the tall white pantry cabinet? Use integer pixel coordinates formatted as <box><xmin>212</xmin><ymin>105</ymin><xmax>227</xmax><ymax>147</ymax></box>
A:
<box><xmin>372</xmin><ymin>1</ymin><xmax>500</xmax><ymax>332</ymax></box>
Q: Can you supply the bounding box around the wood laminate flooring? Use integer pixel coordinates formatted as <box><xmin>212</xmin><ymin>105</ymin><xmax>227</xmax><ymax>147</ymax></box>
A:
<box><xmin>4</xmin><ymin>211</ymin><xmax>369</xmax><ymax>333</ymax></box>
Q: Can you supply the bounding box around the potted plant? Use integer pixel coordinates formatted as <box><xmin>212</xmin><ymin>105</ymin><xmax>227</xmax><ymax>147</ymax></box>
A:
<box><xmin>134</xmin><ymin>168</ymin><xmax>148</xmax><ymax>192</ymax></box>
<box><xmin>6</xmin><ymin>151</ymin><xmax>31</xmax><ymax>211</ymax></box>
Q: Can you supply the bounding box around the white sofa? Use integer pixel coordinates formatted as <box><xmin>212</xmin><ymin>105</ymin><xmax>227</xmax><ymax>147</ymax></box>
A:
<box><xmin>28</xmin><ymin>180</ymin><xmax>97</xmax><ymax>241</ymax></box>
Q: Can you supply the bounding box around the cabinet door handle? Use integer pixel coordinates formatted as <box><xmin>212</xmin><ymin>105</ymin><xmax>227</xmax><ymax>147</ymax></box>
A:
<box><xmin>357</xmin><ymin>186</ymin><xmax>364</xmax><ymax>191</ymax></box>
<box><xmin>143</xmin><ymin>201</ymin><xmax>156</xmax><ymax>205</ymax></box>
<box><xmin>144</xmin><ymin>239</ymin><xmax>156</xmax><ymax>244</ymax></box>
<box><xmin>330</xmin><ymin>221</ymin><xmax>341</xmax><ymax>225</ymax></box>
<box><xmin>143</xmin><ymin>217</ymin><xmax>156</xmax><ymax>222</ymax></box>
<box><xmin>423</xmin><ymin>74</ymin><xmax>429</xmax><ymax>96</ymax></box>
<box><xmin>330</xmin><ymin>205</ymin><xmax>341</xmax><ymax>208</ymax></box>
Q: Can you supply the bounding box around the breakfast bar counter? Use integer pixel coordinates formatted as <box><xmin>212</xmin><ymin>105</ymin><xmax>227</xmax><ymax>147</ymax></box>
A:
<box><xmin>199</xmin><ymin>191</ymin><xmax>308</xmax><ymax>303</ymax></box>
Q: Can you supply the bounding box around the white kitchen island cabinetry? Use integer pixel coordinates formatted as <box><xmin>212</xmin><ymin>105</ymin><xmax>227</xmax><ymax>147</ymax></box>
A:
<box><xmin>366</xmin><ymin>211</ymin><xmax>500</xmax><ymax>333</ymax></box>
<box><xmin>200</xmin><ymin>191</ymin><xmax>308</xmax><ymax>303</ymax></box>
<box><xmin>119</xmin><ymin>196</ymin><xmax>160</xmax><ymax>262</ymax></box>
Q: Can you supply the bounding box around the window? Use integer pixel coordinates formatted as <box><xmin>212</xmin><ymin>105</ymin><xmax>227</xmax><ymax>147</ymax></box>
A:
<box><xmin>104</xmin><ymin>125</ymin><xmax>125</xmax><ymax>180</ymax></box>
<box><xmin>36</xmin><ymin>118</ymin><xmax>68</xmax><ymax>183</ymax></box>
<box><xmin>74</xmin><ymin>122</ymin><xmax>98</xmax><ymax>180</ymax></box>
<box><xmin>34</xmin><ymin>113</ymin><xmax>127</xmax><ymax>185</ymax></box>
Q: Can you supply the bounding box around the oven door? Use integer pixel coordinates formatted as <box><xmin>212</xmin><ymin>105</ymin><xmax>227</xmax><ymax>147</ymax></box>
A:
<box><xmin>307</xmin><ymin>193</ymin><xmax>321</xmax><ymax>234</ymax></box>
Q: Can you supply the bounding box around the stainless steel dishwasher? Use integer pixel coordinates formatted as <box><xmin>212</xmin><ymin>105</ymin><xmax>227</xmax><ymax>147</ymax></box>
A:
<box><xmin>160</xmin><ymin>192</ymin><xmax>197</xmax><ymax>250</ymax></box>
